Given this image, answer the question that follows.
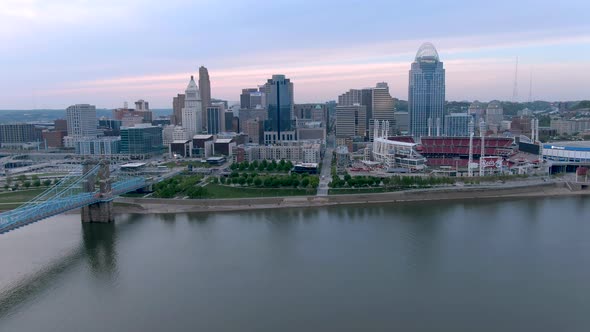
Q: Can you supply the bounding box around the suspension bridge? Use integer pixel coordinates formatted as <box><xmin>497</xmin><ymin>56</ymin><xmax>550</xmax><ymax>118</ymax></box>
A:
<box><xmin>0</xmin><ymin>160</ymin><xmax>155</xmax><ymax>234</ymax></box>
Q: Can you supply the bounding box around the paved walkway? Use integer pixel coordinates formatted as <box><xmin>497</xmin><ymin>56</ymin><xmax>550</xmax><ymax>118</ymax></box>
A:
<box><xmin>317</xmin><ymin>148</ymin><xmax>333</xmax><ymax>196</ymax></box>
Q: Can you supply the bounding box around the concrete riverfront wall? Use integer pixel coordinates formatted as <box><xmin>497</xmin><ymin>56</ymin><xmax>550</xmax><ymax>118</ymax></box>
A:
<box><xmin>115</xmin><ymin>183</ymin><xmax>579</xmax><ymax>214</ymax></box>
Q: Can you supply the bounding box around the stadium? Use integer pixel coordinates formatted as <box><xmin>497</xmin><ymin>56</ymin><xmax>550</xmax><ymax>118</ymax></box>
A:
<box><xmin>420</xmin><ymin>137</ymin><xmax>515</xmax><ymax>168</ymax></box>
<box><xmin>542</xmin><ymin>141</ymin><xmax>590</xmax><ymax>174</ymax></box>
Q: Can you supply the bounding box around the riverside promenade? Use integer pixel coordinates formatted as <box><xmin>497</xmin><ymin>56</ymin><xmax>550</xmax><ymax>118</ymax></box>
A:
<box><xmin>114</xmin><ymin>182</ymin><xmax>589</xmax><ymax>214</ymax></box>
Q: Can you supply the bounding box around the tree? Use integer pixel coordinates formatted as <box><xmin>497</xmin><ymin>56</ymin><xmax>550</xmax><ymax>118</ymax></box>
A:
<box><xmin>263</xmin><ymin>177</ymin><xmax>273</xmax><ymax>187</ymax></box>
<box><xmin>187</xmin><ymin>186</ymin><xmax>207</xmax><ymax>199</ymax></box>
<box><xmin>270</xmin><ymin>177</ymin><xmax>281</xmax><ymax>187</ymax></box>
<box><xmin>254</xmin><ymin>177</ymin><xmax>262</xmax><ymax>186</ymax></box>
<box><xmin>301</xmin><ymin>177</ymin><xmax>310</xmax><ymax>188</ymax></box>
<box><xmin>33</xmin><ymin>179</ymin><xmax>41</xmax><ymax>187</ymax></box>
<box><xmin>267</xmin><ymin>161</ymin><xmax>276</xmax><ymax>171</ymax></box>
<box><xmin>246</xmin><ymin>177</ymin><xmax>254</xmax><ymax>186</ymax></box>
<box><xmin>281</xmin><ymin>176</ymin><xmax>292</xmax><ymax>187</ymax></box>
<box><xmin>230</xmin><ymin>163</ymin><xmax>238</xmax><ymax>170</ymax></box>
<box><xmin>238</xmin><ymin>177</ymin><xmax>247</xmax><ymax>186</ymax></box>
<box><xmin>309</xmin><ymin>177</ymin><xmax>319</xmax><ymax>189</ymax></box>
<box><xmin>23</xmin><ymin>181</ymin><xmax>31</xmax><ymax>188</ymax></box>
<box><xmin>17</xmin><ymin>175</ymin><xmax>26</xmax><ymax>183</ymax></box>
<box><xmin>43</xmin><ymin>179</ymin><xmax>52</xmax><ymax>186</ymax></box>
<box><xmin>219</xmin><ymin>177</ymin><xmax>226</xmax><ymax>184</ymax></box>
<box><xmin>291</xmin><ymin>178</ymin><xmax>300</xmax><ymax>188</ymax></box>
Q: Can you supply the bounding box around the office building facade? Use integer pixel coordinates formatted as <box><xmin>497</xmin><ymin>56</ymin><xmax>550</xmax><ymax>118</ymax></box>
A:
<box><xmin>264</xmin><ymin>74</ymin><xmax>294</xmax><ymax>136</ymax></box>
<box><xmin>66</xmin><ymin>104</ymin><xmax>99</xmax><ymax>138</ymax></box>
<box><xmin>206</xmin><ymin>106</ymin><xmax>222</xmax><ymax>135</ymax></box>
<box><xmin>372</xmin><ymin>82</ymin><xmax>396</xmax><ymax>138</ymax></box>
<box><xmin>172</xmin><ymin>93</ymin><xmax>185</xmax><ymax>126</ymax></box>
<box><xmin>445</xmin><ymin>113</ymin><xmax>471</xmax><ymax>137</ymax></box>
<box><xmin>120</xmin><ymin>124</ymin><xmax>163</xmax><ymax>158</ymax></box>
<box><xmin>336</xmin><ymin>104</ymin><xmax>367</xmax><ymax>139</ymax></box>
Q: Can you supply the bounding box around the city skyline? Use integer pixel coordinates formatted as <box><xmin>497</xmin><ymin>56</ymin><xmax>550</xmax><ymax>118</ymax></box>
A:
<box><xmin>1</xmin><ymin>0</ymin><xmax>589</xmax><ymax>109</ymax></box>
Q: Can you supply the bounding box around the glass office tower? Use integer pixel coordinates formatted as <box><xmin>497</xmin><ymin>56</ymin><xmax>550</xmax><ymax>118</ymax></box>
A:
<box><xmin>408</xmin><ymin>42</ymin><xmax>445</xmax><ymax>140</ymax></box>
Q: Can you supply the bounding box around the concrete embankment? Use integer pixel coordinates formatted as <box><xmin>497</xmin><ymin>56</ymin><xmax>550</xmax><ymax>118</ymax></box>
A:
<box><xmin>114</xmin><ymin>182</ymin><xmax>589</xmax><ymax>214</ymax></box>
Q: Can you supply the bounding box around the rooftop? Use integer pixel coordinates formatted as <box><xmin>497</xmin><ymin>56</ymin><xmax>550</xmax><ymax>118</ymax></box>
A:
<box><xmin>546</xmin><ymin>141</ymin><xmax>590</xmax><ymax>148</ymax></box>
<box><xmin>193</xmin><ymin>134</ymin><xmax>213</xmax><ymax>140</ymax></box>
<box><xmin>415</xmin><ymin>42</ymin><xmax>439</xmax><ymax>62</ymax></box>
<box><xmin>121</xmin><ymin>162</ymin><xmax>147</xmax><ymax>168</ymax></box>
<box><xmin>215</xmin><ymin>138</ymin><xmax>233</xmax><ymax>144</ymax></box>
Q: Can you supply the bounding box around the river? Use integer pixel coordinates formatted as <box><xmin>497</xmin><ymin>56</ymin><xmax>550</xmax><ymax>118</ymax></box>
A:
<box><xmin>1</xmin><ymin>196</ymin><xmax>590</xmax><ymax>331</ymax></box>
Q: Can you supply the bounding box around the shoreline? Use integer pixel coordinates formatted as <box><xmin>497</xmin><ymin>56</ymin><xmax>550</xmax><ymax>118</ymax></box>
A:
<box><xmin>114</xmin><ymin>182</ymin><xmax>590</xmax><ymax>214</ymax></box>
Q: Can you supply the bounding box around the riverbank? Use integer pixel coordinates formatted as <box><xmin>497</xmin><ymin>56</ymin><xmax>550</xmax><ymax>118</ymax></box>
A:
<box><xmin>114</xmin><ymin>182</ymin><xmax>590</xmax><ymax>214</ymax></box>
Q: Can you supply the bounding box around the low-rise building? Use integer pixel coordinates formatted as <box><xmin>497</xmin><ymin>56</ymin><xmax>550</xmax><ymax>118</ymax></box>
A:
<box><xmin>234</xmin><ymin>141</ymin><xmax>322</xmax><ymax>164</ymax></box>
<box><xmin>120</xmin><ymin>124</ymin><xmax>163</xmax><ymax>159</ymax></box>
<box><xmin>75</xmin><ymin>136</ymin><xmax>121</xmax><ymax>156</ymax></box>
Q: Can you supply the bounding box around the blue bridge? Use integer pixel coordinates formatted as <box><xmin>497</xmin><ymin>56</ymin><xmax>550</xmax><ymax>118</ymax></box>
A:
<box><xmin>0</xmin><ymin>160</ymin><xmax>152</xmax><ymax>234</ymax></box>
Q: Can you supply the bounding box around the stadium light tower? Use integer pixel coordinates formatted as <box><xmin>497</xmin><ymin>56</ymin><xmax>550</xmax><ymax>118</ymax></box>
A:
<box><xmin>468</xmin><ymin>118</ymin><xmax>475</xmax><ymax>177</ymax></box>
<box><xmin>479</xmin><ymin>120</ymin><xmax>486</xmax><ymax>177</ymax></box>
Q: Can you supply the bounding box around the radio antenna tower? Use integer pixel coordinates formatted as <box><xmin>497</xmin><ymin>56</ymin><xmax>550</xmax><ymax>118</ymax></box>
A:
<box><xmin>512</xmin><ymin>56</ymin><xmax>519</xmax><ymax>102</ymax></box>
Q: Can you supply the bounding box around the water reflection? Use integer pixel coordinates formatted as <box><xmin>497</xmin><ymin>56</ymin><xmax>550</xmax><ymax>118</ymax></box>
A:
<box><xmin>82</xmin><ymin>222</ymin><xmax>118</xmax><ymax>281</ymax></box>
<box><xmin>0</xmin><ymin>219</ymin><xmax>132</xmax><ymax>319</ymax></box>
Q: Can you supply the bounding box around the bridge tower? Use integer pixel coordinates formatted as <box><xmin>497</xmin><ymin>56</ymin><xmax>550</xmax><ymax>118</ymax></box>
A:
<box><xmin>81</xmin><ymin>159</ymin><xmax>114</xmax><ymax>223</ymax></box>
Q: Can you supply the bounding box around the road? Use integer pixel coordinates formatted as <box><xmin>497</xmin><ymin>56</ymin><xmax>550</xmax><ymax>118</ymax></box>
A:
<box><xmin>317</xmin><ymin>147</ymin><xmax>333</xmax><ymax>196</ymax></box>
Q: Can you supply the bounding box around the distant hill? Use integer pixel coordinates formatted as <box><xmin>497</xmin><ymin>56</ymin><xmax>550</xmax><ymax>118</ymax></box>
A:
<box><xmin>572</xmin><ymin>100</ymin><xmax>590</xmax><ymax>110</ymax></box>
<box><xmin>0</xmin><ymin>109</ymin><xmax>173</xmax><ymax>124</ymax></box>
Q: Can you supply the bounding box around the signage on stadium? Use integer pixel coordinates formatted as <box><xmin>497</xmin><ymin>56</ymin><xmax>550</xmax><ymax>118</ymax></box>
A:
<box><xmin>480</xmin><ymin>157</ymin><xmax>503</xmax><ymax>168</ymax></box>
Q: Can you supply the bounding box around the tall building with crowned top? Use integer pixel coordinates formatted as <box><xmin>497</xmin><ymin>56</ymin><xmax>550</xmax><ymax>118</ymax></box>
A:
<box><xmin>181</xmin><ymin>75</ymin><xmax>202</xmax><ymax>137</ymax></box>
<box><xmin>408</xmin><ymin>42</ymin><xmax>445</xmax><ymax>140</ymax></box>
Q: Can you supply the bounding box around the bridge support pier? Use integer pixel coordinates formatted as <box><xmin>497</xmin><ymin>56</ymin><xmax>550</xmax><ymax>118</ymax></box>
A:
<box><xmin>81</xmin><ymin>201</ymin><xmax>114</xmax><ymax>223</ymax></box>
<box><xmin>82</xmin><ymin>159</ymin><xmax>114</xmax><ymax>223</ymax></box>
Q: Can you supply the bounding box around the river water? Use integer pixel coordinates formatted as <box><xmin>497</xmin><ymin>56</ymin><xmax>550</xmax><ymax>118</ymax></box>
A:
<box><xmin>1</xmin><ymin>196</ymin><xmax>590</xmax><ymax>331</ymax></box>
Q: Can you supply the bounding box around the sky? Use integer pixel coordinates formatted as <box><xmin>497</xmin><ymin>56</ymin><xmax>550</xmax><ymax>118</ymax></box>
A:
<box><xmin>1</xmin><ymin>0</ymin><xmax>589</xmax><ymax>109</ymax></box>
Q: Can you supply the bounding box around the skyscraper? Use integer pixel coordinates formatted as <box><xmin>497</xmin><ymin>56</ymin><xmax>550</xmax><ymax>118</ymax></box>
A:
<box><xmin>485</xmin><ymin>100</ymin><xmax>504</xmax><ymax>133</ymax></box>
<box><xmin>264</xmin><ymin>74</ymin><xmax>294</xmax><ymax>139</ymax></box>
<box><xmin>181</xmin><ymin>76</ymin><xmax>202</xmax><ymax>137</ymax></box>
<box><xmin>335</xmin><ymin>104</ymin><xmax>366</xmax><ymax>139</ymax></box>
<box><xmin>408</xmin><ymin>42</ymin><xmax>445</xmax><ymax>140</ymax></box>
<box><xmin>199</xmin><ymin>66</ymin><xmax>211</xmax><ymax>131</ymax></box>
<box><xmin>240</xmin><ymin>88</ymin><xmax>265</xmax><ymax>109</ymax></box>
<box><xmin>371</xmin><ymin>82</ymin><xmax>395</xmax><ymax>139</ymax></box>
<box><xmin>206</xmin><ymin>106</ymin><xmax>222</xmax><ymax>135</ymax></box>
<box><xmin>172</xmin><ymin>93</ymin><xmax>185</xmax><ymax>126</ymax></box>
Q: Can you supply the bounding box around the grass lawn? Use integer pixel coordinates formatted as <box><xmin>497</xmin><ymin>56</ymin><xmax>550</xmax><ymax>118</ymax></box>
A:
<box><xmin>0</xmin><ymin>188</ymin><xmax>46</xmax><ymax>211</ymax></box>
<box><xmin>203</xmin><ymin>184</ymin><xmax>315</xmax><ymax>199</ymax></box>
